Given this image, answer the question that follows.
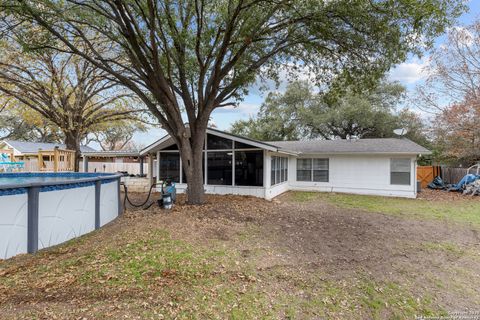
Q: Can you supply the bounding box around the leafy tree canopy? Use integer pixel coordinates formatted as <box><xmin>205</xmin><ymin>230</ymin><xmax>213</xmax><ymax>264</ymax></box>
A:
<box><xmin>0</xmin><ymin>101</ymin><xmax>62</xmax><ymax>142</ymax></box>
<box><xmin>231</xmin><ymin>80</ymin><xmax>429</xmax><ymax>146</ymax></box>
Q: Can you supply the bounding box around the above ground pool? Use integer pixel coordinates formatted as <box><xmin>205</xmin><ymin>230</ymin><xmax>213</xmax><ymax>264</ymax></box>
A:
<box><xmin>0</xmin><ymin>172</ymin><xmax>122</xmax><ymax>260</ymax></box>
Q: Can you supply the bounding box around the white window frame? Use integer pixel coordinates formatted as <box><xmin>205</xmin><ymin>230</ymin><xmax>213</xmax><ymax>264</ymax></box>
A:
<box><xmin>271</xmin><ymin>156</ymin><xmax>288</xmax><ymax>186</ymax></box>
<box><xmin>296</xmin><ymin>158</ymin><xmax>329</xmax><ymax>182</ymax></box>
<box><xmin>390</xmin><ymin>158</ymin><xmax>411</xmax><ymax>185</ymax></box>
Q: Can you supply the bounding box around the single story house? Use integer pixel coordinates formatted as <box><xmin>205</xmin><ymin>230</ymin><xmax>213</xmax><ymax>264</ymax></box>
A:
<box><xmin>139</xmin><ymin>128</ymin><xmax>431</xmax><ymax>199</ymax></box>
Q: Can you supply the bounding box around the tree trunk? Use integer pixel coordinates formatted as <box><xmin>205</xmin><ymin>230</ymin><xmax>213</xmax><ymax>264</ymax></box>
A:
<box><xmin>64</xmin><ymin>132</ymin><xmax>81</xmax><ymax>172</ymax></box>
<box><xmin>179</xmin><ymin>127</ymin><xmax>206</xmax><ymax>204</ymax></box>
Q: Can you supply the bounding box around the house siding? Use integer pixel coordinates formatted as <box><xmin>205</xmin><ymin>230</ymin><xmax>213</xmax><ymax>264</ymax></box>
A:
<box><xmin>150</xmin><ymin>131</ymin><xmax>421</xmax><ymax>200</ymax></box>
<box><xmin>168</xmin><ymin>151</ymin><xmax>418</xmax><ymax>200</ymax></box>
<box><xmin>286</xmin><ymin>154</ymin><xmax>417</xmax><ymax>198</ymax></box>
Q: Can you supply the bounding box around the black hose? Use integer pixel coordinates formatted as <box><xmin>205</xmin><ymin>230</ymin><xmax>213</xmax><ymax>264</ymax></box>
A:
<box><xmin>121</xmin><ymin>182</ymin><xmax>162</xmax><ymax>210</ymax></box>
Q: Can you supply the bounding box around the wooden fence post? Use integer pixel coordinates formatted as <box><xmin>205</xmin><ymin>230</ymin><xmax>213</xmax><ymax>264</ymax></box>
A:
<box><xmin>37</xmin><ymin>149</ymin><xmax>43</xmax><ymax>172</ymax></box>
<box><xmin>53</xmin><ymin>146</ymin><xmax>59</xmax><ymax>172</ymax></box>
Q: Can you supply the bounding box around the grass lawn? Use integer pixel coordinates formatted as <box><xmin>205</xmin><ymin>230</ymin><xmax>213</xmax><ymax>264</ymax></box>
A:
<box><xmin>291</xmin><ymin>190</ymin><xmax>480</xmax><ymax>229</ymax></box>
<box><xmin>1</xmin><ymin>192</ymin><xmax>479</xmax><ymax>319</ymax></box>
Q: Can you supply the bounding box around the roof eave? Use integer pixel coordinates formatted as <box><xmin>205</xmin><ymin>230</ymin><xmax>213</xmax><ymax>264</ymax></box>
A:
<box><xmin>139</xmin><ymin>133</ymin><xmax>172</xmax><ymax>156</ymax></box>
<box><xmin>206</xmin><ymin>128</ymin><xmax>280</xmax><ymax>152</ymax></box>
<box><xmin>295</xmin><ymin>151</ymin><xmax>432</xmax><ymax>155</ymax></box>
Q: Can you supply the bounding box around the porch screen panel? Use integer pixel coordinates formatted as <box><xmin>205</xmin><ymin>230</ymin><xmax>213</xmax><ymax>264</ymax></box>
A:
<box><xmin>182</xmin><ymin>156</ymin><xmax>205</xmax><ymax>184</ymax></box>
<box><xmin>207</xmin><ymin>152</ymin><xmax>232</xmax><ymax>185</ymax></box>
<box><xmin>235</xmin><ymin>150</ymin><xmax>263</xmax><ymax>186</ymax></box>
<box><xmin>159</xmin><ymin>153</ymin><xmax>180</xmax><ymax>183</ymax></box>
<box><xmin>390</xmin><ymin>158</ymin><xmax>411</xmax><ymax>185</ymax></box>
<box><xmin>207</xmin><ymin>134</ymin><xmax>233</xmax><ymax>149</ymax></box>
<box><xmin>235</xmin><ymin>141</ymin><xmax>258</xmax><ymax>149</ymax></box>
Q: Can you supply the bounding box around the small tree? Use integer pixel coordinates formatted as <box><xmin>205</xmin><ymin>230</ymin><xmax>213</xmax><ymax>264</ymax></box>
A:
<box><xmin>0</xmin><ymin>38</ymin><xmax>141</xmax><ymax>170</ymax></box>
<box><xmin>433</xmin><ymin>101</ymin><xmax>480</xmax><ymax>165</ymax></box>
<box><xmin>414</xmin><ymin>19</ymin><xmax>480</xmax><ymax>164</ymax></box>
<box><xmin>415</xmin><ymin>19</ymin><xmax>480</xmax><ymax>113</ymax></box>
<box><xmin>2</xmin><ymin>0</ymin><xmax>464</xmax><ymax>203</ymax></box>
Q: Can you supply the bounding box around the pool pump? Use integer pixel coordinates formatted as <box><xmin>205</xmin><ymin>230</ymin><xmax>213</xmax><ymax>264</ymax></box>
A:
<box><xmin>157</xmin><ymin>179</ymin><xmax>176</xmax><ymax>209</ymax></box>
<box><xmin>122</xmin><ymin>178</ymin><xmax>176</xmax><ymax>211</ymax></box>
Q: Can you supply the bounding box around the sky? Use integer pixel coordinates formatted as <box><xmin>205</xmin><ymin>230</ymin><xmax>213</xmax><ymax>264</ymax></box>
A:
<box><xmin>131</xmin><ymin>1</ymin><xmax>480</xmax><ymax>149</ymax></box>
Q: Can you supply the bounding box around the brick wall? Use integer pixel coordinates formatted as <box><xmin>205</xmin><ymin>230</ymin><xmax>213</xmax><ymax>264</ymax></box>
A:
<box><xmin>122</xmin><ymin>177</ymin><xmax>152</xmax><ymax>193</ymax></box>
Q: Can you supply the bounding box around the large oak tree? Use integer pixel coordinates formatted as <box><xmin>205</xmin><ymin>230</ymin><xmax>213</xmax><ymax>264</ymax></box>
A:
<box><xmin>0</xmin><ymin>38</ymin><xmax>142</xmax><ymax>170</ymax></box>
<box><xmin>1</xmin><ymin>0</ymin><xmax>464</xmax><ymax>203</ymax></box>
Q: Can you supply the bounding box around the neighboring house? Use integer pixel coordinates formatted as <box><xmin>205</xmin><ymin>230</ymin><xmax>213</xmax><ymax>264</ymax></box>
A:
<box><xmin>140</xmin><ymin>128</ymin><xmax>431</xmax><ymax>199</ymax></box>
<box><xmin>0</xmin><ymin>140</ymin><xmax>96</xmax><ymax>160</ymax></box>
<box><xmin>81</xmin><ymin>150</ymin><xmax>148</xmax><ymax>176</ymax></box>
<box><xmin>81</xmin><ymin>150</ymin><xmax>141</xmax><ymax>164</ymax></box>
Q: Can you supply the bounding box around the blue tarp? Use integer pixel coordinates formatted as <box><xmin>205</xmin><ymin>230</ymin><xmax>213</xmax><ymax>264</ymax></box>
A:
<box><xmin>448</xmin><ymin>174</ymin><xmax>480</xmax><ymax>191</ymax></box>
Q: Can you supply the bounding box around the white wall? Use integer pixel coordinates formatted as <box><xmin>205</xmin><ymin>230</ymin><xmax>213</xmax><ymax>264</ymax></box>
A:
<box><xmin>100</xmin><ymin>181</ymin><xmax>119</xmax><ymax>226</ymax></box>
<box><xmin>287</xmin><ymin>154</ymin><xmax>417</xmax><ymax>198</ymax></box>
<box><xmin>172</xmin><ymin>183</ymin><xmax>265</xmax><ymax>198</ymax></box>
<box><xmin>80</xmin><ymin>161</ymin><xmax>153</xmax><ymax>176</ymax></box>
<box><xmin>0</xmin><ymin>193</ymin><xmax>28</xmax><ymax>259</ymax></box>
<box><xmin>38</xmin><ymin>185</ymin><xmax>96</xmax><ymax>249</ymax></box>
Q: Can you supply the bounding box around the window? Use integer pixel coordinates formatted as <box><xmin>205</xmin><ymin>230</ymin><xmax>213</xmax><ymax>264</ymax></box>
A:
<box><xmin>235</xmin><ymin>150</ymin><xmax>263</xmax><ymax>186</ymax></box>
<box><xmin>297</xmin><ymin>158</ymin><xmax>329</xmax><ymax>182</ymax></box>
<box><xmin>207</xmin><ymin>134</ymin><xmax>232</xmax><ymax>149</ymax></box>
<box><xmin>207</xmin><ymin>152</ymin><xmax>232</xmax><ymax>185</ymax></box>
<box><xmin>159</xmin><ymin>153</ymin><xmax>180</xmax><ymax>183</ymax></box>
<box><xmin>271</xmin><ymin>156</ymin><xmax>288</xmax><ymax>186</ymax></box>
<box><xmin>296</xmin><ymin>159</ymin><xmax>312</xmax><ymax>181</ymax></box>
<box><xmin>390</xmin><ymin>158</ymin><xmax>411</xmax><ymax>185</ymax></box>
<box><xmin>313</xmin><ymin>159</ymin><xmax>329</xmax><ymax>182</ymax></box>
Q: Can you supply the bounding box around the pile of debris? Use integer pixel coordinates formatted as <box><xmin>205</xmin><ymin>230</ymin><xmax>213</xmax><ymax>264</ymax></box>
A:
<box><xmin>428</xmin><ymin>164</ymin><xmax>480</xmax><ymax>197</ymax></box>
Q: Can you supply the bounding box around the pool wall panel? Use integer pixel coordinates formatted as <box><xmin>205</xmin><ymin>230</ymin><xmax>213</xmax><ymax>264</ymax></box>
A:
<box><xmin>38</xmin><ymin>185</ymin><xmax>96</xmax><ymax>249</ymax></box>
<box><xmin>100</xmin><ymin>181</ymin><xmax>118</xmax><ymax>226</ymax></box>
<box><xmin>0</xmin><ymin>193</ymin><xmax>28</xmax><ymax>259</ymax></box>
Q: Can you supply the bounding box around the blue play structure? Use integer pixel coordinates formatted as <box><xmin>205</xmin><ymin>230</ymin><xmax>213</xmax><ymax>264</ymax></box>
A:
<box><xmin>0</xmin><ymin>152</ymin><xmax>25</xmax><ymax>172</ymax></box>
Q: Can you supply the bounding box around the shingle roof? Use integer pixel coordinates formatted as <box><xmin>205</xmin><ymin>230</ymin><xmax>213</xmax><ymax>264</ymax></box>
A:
<box><xmin>82</xmin><ymin>150</ymin><xmax>140</xmax><ymax>157</ymax></box>
<box><xmin>4</xmin><ymin>140</ymin><xmax>97</xmax><ymax>154</ymax></box>
<box><xmin>268</xmin><ymin>138</ymin><xmax>431</xmax><ymax>155</ymax></box>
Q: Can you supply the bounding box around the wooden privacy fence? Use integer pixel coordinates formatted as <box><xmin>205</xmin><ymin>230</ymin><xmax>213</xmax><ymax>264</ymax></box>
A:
<box><xmin>417</xmin><ymin>166</ymin><xmax>477</xmax><ymax>186</ymax></box>
<box><xmin>417</xmin><ymin>166</ymin><xmax>441</xmax><ymax>189</ymax></box>
<box><xmin>440</xmin><ymin>167</ymin><xmax>469</xmax><ymax>184</ymax></box>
